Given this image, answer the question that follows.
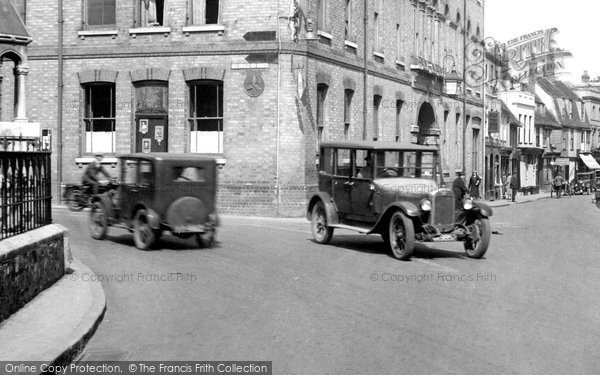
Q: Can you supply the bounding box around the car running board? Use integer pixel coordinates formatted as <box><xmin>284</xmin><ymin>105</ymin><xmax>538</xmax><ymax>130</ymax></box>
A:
<box><xmin>329</xmin><ymin>224</ymin><xmax>371</xmax><ymax>234</ymax></box>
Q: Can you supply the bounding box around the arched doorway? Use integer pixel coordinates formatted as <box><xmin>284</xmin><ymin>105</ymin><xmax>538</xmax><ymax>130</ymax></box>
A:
<box><xmin>416</xmin><ymin>101</ymin><xmax>438</xmax><ymax>145</ymax></box>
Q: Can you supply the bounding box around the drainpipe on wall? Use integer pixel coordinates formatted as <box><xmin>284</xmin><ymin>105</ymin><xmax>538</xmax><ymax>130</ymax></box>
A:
<box><xmin>461</xmin><ymin>0</ymin><xmax>467</xmax><ymax>172</ymax></box>
<box><xmin>481</xmin><ymin>1</ymin><xmax>486</xmax><ymax>198</ymax></box>
<box><xmin>362</xmin><ymin>1</ymin><xmax>368</xmax><ymax>140</ymax></box>
<box><xmin>275</xmin><ymin>0</ymin><xmax>282</xmax><ymax>216</ymax></box>
<box><xmin>57</xmin><ymin>0</ymin><xmax>64</xmax><ymax>203</ymax></box>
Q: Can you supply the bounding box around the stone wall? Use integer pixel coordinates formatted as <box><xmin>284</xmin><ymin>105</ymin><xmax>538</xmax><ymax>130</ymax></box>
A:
<box><xmin>0</xmin><ymin>224</ymin><xmax>71</xmax><ymax>324</ymax></box>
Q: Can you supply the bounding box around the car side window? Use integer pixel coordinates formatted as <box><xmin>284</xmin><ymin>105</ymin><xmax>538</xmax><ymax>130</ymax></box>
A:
<box><xmin>354</xmin><ymin>150</ymin><xmax>369</xmax><ymax>178</ymax></box>
<box><xmin>122</xmin><ymin>160</ymin><xmax>138</xmax><ymax>186</ymax></box>
<box><xmin>139</xmin><ymin>161</ymin><xmax>153</xmax><ymax>188</ymax></box>
<box><xmin>335</xmin><ymin>149</ymin><xmax>352</xmax><ymax>177</ymax></box>
<box><xmin>321</xmin><ymin>148</ymin><xmax>334</xmax><ymax>175</ymax></box>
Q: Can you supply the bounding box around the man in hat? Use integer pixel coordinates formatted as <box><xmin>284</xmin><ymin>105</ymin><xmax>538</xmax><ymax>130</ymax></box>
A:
<box><xmin>82</xmin><ymin>154</ymin><xmax>112</xmax><ymax>195</ymax></box>
<box><xmin>452</xmin><ymin>171</ymin><xmax>469</xmax><ymax>209</ymax></box>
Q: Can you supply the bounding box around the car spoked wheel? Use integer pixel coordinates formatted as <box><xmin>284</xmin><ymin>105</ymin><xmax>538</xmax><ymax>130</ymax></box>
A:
<box><xmin>464</xmin><ymin>217</ymin><xmax>491</xmax><ymax>259</ymax></box>
<box><xmin>133</xmin><ymin>209</ymin><xmax>156</xmax><ymax>250</ymax></box>
<box><xmin>388</xmin><ymin>211</ymin><xmax>414</xmax><ymax>261</ymax></box>
<box><xmin>311</xmin><ymin>201</ymin><xmax>334</xmax><ymax>244</ymax></box>
<box><xmin>88</xmin><ymin>201</ymin><xmax>108</xmax><ymax>240</ymax></box>
<box><xmin>66</xmin><ymin>190</ymin><xmax>85</xmax><ymax>212</ymax></box>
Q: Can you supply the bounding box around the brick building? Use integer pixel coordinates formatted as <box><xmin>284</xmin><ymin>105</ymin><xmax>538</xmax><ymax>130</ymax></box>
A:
<box><xmin>6</xmin><ymin>0</ymin><xmax>485</xmax><ymax>216</ymax></box>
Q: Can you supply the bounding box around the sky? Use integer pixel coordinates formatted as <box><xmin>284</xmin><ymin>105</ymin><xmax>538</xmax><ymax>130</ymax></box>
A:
<box><xmin>485</xmin><ymin>0</ymin><xmax>600</xmax><ymax>84</ymax></box>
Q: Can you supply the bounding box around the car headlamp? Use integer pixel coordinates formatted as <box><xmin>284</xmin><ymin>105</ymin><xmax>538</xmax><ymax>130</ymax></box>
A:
<box><xmin>420</xmin><ymin>199</ymin><xmax>432</xmax><ymax>211</ymax></box>
<box><xmin>463</xmin><ymin>198</ymin><xmax>474</xmax><ymax>210</ymax></box>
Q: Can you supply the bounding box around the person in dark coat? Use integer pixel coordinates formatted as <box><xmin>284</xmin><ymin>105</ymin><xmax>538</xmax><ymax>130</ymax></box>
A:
<box><xmin>453</xmin><ymin>171</ymin><xmax>469</xmax><ymax>208</ymax></box>
<box><xmin>468</xmin><ymin>171</ymin><xmax>482</xmax><ymax>200</ymax></box>
<box><xmin>509</xmin><ymin>173</ymin><xmax>518</xmax><ymax>202</ymax></box>
<box><xmin>82</xmin><ymin>154</ymin><xmax>112</xmax><ymax>194</ymax></box>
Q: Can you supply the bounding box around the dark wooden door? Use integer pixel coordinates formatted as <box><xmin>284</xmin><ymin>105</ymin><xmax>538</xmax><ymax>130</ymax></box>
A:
<box><xmin>136</xmin><ymin>117</ymin><xmax>168</xmax><ymax>153</ymax></box>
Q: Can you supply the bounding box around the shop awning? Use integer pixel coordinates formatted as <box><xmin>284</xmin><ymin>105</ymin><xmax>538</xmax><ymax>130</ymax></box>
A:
<box><xmin>580</xmin><ymin>153</ymin><xmax>600</xmax><ymax>169</ymax></box>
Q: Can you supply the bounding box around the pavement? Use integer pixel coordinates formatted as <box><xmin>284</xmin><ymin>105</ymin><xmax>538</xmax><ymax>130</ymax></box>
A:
<box><xmin>0</xmin><ymin>261</ymin><xmax>106</xmax><ymax>367</ymax></box>
<box><xmin>0</xmin><ymin>191</ymin><xmax>552</xmax><ymax>366</ymax></box>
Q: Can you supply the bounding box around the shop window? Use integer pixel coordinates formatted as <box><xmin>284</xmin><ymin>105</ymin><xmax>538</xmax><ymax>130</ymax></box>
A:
<box><xmin>134</xmin><ymin>0</ymin><xmax>166</xmax><ymax>27</ymax></box>
<box><xmin>83</xmin><ymin>83</ymin><xmax>116</xmax><ymax>153</ymax></box>
<box><xmin>191</xmin><ymin>0</ymin><xmax>220</xmax><ymax>24</ymax></box>
<box><xmin>188</xmin><ymin>81</ymin><xmax>223</xmax><ymax>153</ymax></box>
<box><xmin>85</xmin><ymin>0</ymin><xmax>116</xmax><ymax>27</ymax></box>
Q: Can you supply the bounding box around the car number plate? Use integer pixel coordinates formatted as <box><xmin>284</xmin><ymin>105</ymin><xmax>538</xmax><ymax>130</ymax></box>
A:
<box><xmin>432</xmin><ymin>234</ymin><xmax>457</xmax><ymax>242</ymax></box>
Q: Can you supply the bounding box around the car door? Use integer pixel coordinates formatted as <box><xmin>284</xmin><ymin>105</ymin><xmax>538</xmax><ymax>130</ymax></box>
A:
<box><xmin>351</xmin><ymin>149</ymin><xmax>375</xmax><ymax>221</ymax></box>
<box><xmin>332</xmin><ymin>148</ymin><xmax>353</xmax><ymax>217</ymax></box>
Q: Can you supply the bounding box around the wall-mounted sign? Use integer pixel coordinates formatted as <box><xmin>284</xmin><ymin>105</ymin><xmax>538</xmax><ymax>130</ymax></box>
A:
<box><xmin>155</xmin><ymin>125</ymin><xmax>164</xmax><ymax>145</ymax></box>
<box><xmin>142</xmin><ymin>139</ymin><xmax>151</xmax><ymax>153</ymax></box>
<box><xmin>139</xmin><ymin>119</ymin><xmax>148</xmax><ymax>134</ymax></box>
<box><xmin>244</xmin><ymin>72</ymin><xmax>265</xmax><ymax>97</ymax></box>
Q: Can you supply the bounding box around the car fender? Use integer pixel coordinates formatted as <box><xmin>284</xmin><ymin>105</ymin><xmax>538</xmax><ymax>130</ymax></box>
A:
<box><xmin>369</xmin><ymin>201</ymin><xmax>420</xmax><ymax>234</ymax></box>
<box><xmin>306</xmin><ymin>192</ymin><xmax>339</xmax><ymax>225</ymax></box>
<box><xmin>145</xmin><ymin>208</ymin><xmax>161</xmax><ymax>230</ymax></box>
<box><xmin>473</xmin><ymin>202</ymin><xmax>493</xmax><ymax>217</ymax></box>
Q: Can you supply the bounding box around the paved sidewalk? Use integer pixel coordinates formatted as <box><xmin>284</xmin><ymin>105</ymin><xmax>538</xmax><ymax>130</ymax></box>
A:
<box><xmin>0</xmin><ymin>261</ymin><xmax>106</xmax><ymax>365</ymax></box>
<box><xmin>479</xmin><ymin>191</ymin><xmax>553</xmax><ymax>208</ymax></box>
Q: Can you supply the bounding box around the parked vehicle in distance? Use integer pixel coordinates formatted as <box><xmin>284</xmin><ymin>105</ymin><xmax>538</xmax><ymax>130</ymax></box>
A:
<box><xmin>88</xmin><ymin>153</ymin><xmax>219</xmax><ymax>250</ymax></box>
<box><xmin>307</xmin><ymin>141</ymin><xmax>493</xmax><ymax>260</ymax></box>
<box><xmin>62</xmin><ymin>179</ymin><xmax>119</xmax><ymax>211</ymax></box>
<box><xmin>571</xmin><ymin>171</ymin><xmax>594</xmax><ymax>195</ymax></box>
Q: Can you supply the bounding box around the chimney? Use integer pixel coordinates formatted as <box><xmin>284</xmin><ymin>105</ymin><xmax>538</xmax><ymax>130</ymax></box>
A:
<box><xmin>582</xmin><ymin>70</ymin><xmax>590</xmax><ymax>84</ymax></box>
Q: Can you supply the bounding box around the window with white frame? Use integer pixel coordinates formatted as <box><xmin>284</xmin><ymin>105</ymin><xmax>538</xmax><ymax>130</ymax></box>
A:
<box><xmin>190</xmin><ymin>0</ymin><xmax>220</xmax><ymax>25</ymax></box>
<box><xmin>134</xmin><ymin>0</ymin><xmax>167</xmax><ymax>27</ymax></box>
<box><xmin>85</xmin><ymin>0</ymin><xmax>116</xmax><ymax>27</ymax></box>
<box><xmin>188</xmin><ymin>81</ymin><xmax>223</xmax><ymax>153</ymax></box>
<box><xmin>83</xmin><ymin>83</ymin><xmax>116</xmax><ymax>153</ymax></box>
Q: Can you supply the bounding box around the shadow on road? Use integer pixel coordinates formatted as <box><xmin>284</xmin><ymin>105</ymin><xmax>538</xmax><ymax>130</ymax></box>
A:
<box><xmin>313</xmin><ymin>235</ymin><xmax>466</xmax><ymax>261</ymax></box>
<box><xmin>105</xmin><ymin>233</ymin><xmax>221</xmax><ymax>252</ymax></box>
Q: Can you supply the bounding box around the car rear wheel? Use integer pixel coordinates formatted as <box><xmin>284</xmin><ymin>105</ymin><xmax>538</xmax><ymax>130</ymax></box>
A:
<box><xmin>311</xmin><ymin>201</ymin><xmax>334</xmax><ymax>244</ymax></box>
<box><xmin>66</xmin><ymin>190</ymin><xmax>85</xmax><ymax>212</ymax></box>
<box><xmin>196</xmin><ymin>228</ymin><xmax>216</xmax><ymax>248</ymax></box>
<box><xmin>88</xmin><ymin>201</ymin><xmax>108</xmax><ymax>240</ymax></box>
<box><xmin>388</xmin><ymin>211</ymin><xmax>414</xmax><ymax>261</ymax></box>
<box><xmin>133</xmin><ymin>209</ymin><xmax>156</xmax><ymax>250</ymax></box>
<box><xmin>464</xmin><ymin>217</ymin><xmax>491</xmax><ymax>258</ymax></box>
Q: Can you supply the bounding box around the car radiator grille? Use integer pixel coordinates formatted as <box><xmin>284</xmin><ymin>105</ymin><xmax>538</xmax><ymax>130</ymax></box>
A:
<box><xmin>431</xmin><ymin>195</ymin><xmax>454</xmax><ymax>227</ymax></box>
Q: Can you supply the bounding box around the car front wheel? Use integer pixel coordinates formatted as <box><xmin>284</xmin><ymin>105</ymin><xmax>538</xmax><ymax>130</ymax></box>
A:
<box><xmin>311</xmin><ymin>201</ymin><xmax>334</xmax><ymax>244</ymax></box>
<box><xmin>388</xmin><ymin>211</ymin><xmax>415</xmax><ymax>261</ymax></box>
<box><xmin>133</xmin><ymin>209</ymin><xmax>156</xmax><ymax>250</ymax></box>
<box><xmin>464</xmin><ymin>217</ymin><xmax>491</xmax><ymax>258</ymax></box>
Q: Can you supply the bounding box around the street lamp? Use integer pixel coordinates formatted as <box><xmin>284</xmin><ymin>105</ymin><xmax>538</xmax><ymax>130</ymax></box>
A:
<box><xmin>444</xmin><ymin>67</ymin><xmax>463</xmax><ymax>97</ymax></box>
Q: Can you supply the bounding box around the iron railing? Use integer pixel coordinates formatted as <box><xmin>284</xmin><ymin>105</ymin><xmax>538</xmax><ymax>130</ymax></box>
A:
<box><xmin>0</xmin><ymin>151</ymin><xmax>52</xmax><ymax>240</ymax></box>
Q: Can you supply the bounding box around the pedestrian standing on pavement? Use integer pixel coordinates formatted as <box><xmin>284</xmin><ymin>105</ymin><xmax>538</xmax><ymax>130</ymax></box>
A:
<box><xmin>453</xmin><ymin>171</ymin><xmax>469</xmax><ymax>208</ymax></box>
<box><xmin>468</xmin><ymin>171</ymin><xmax>482</xmax><ymax>200</ymax></box>
<box><xmin>505</xmin><ymin>173</ymin><xmax>512</xmax><ymax>200</ymax></box>
<box><xmin>553</xmin><ymin>173</ymin><xmax>564</xmax><ymax>199</ymax></box>
<box><xmin>509</xmin><ymin>174</ymin><xmax>518</xmax><ymax>202</ymax></box>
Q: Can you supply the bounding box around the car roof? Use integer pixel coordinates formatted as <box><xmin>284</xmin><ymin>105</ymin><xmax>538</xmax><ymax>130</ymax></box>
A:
<box><xmin>320</xmin><ymin>140</ymin><xmax>439</xmax><ymax>151</ymax></box>
<box><xmin>118</xmin><ymin>153</ymin><xmax>218</xmax><ymax>162</ymax></box>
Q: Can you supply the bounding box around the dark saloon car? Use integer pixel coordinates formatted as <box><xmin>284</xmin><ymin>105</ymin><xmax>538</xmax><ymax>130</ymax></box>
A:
<box><xmin>307</xmin><ymin>141</ymin><xmax>492</xmax><ymax>260</ymax></box>
<box><xmin>88</xmin><ymin>153</ymin><xmax>219</xmax><ymax>250</ymax></box>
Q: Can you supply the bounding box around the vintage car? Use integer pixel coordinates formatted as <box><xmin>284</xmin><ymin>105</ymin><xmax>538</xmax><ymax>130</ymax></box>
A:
<box><xmin>88</xmin><ymin>153</ymin><xmax>219</xmax><ymax>250</ymax></box>
<box><xmin>571</xmin><ymin>171</ymin><xmax>594</xmax><ymax>195</ymax></box>
<box><xmin>307</xmin><ymin>141</ymin><xmax>493</xmax><ymax>260</ymax></box>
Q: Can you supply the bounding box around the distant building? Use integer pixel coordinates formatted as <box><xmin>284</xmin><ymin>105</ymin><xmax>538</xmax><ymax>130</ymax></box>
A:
<box><xmin>572</xmin><ymin>71</ymin><xmax>600</xmax><ymax>167</ymax></box>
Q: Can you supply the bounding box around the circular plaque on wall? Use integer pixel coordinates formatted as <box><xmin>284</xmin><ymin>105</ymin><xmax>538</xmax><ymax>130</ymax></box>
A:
<box><xmin>244</xmin><ymin>72</ymin><xmax>265</xmax><ymax>97</ymax></box>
